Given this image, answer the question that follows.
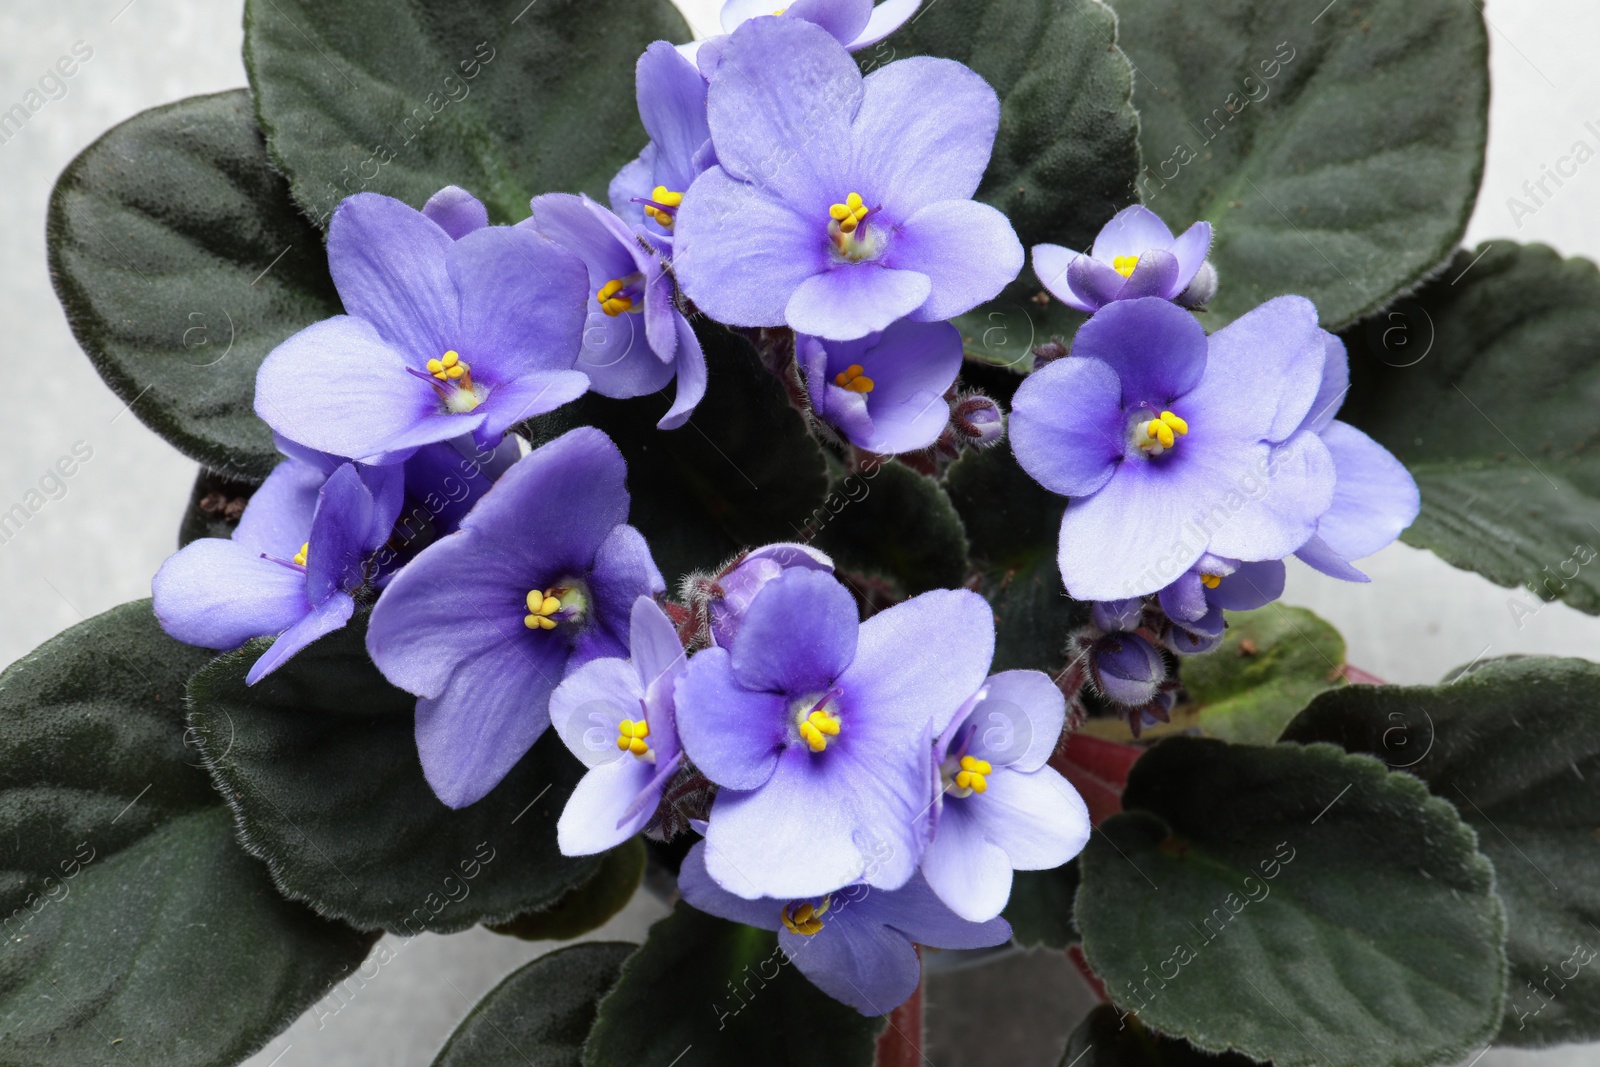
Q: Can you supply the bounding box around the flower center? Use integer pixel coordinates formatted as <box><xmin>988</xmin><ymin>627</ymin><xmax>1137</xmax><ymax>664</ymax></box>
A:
<box><xmin>1131</xmin><ymin>409</ymin><xmax>1189</xmax><ymax>456</ymax></box>
<box><xmin>597</xmin><ymin>273</ymin><xmax>646</xmax><ymax>317</ymax></box>
<box><xmin>1200</xmin><ymin>573</ymin><xmax>1222</xmax><ymax>589</ymax></box>
<box><xmin>943</xmin><ymin>754</ymin><xmax>992</xmax><ymax>799</ymax></box>
<box><xmin>780</xmin><ymin>896</ymin><xmax>831</xmax><ymax>936</ymax></box>
<box><xmin>832</xmin><ymin>364</ymin><xmax>875</xmax><ymax>394</ymax></box>
<box><xmin>407</xmin><ymin>349</ymin><xmax>485</xmax><ymax>413</ymax></box>
<box><xmin>523</xmin><ymin>581</ymin><xmax>590</xmax><ymax>631</ymax></box>
<box><xmin>1113</xmin><ymin>254</ymin><xmax>1141</xmax><ymax>279</ymax></box>
<box><xmin>616</xmin><ymin>717</ymin><xmax>653</xmax><ymax>761</ymax></box>
<box><xmin>828</xmin><ymin>193</ymin><xmax>883</xmax><ymax>262</ymax></box>
<box><xmin>292</xmin><ymin>542</ymin><xmax>309</xmax><ymax>567</ymax></box>
<box><xmin>792</xmin><ymin>689</ymin><xmax>842</xmax><ymax>753</ymax></box>
<box><xmin>639</xmin><ymin>185</ymin><xmax>683</xmax><ymax>229</ymax></box>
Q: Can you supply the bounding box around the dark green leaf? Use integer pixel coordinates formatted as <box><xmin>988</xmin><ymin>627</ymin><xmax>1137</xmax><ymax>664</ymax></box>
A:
<box><xmin>0</xmin><ymin>601</ymin><xmax>374</xmax><ymax>1066</ymax></box>
<box><xmin>1061</xmin><ymin>1003</ymin><xmax>1265</xmax><ymax>1066</ymax></box>
<box><xmin>1339</xmin><ymin>242</ymin><xmax>1600</xmax><ymax>615</ymax></box>
<box><xmin>814</xmin><ymin>460</ymin><xmax>969</xmax><ymax>596</ymax></box>
<box><xmin>432</xmin><ymin>942</ymin><xmax>634</xmax><ymax>1067</ymax></box>
<box><xmin>1077</xmin><ymin>738</ymin><xmax>1506</xmax><ymax>1067</ymax></box>
<box><xmin>178</xmin><ymin>467</ymin><xmax>261</xmax><ymax>548</ymax></box>
<box><xmin>186</xmin><ymin>615</ymin><xmax>599</xmax><ymax>935</ymax></box>
<box><xmin>244</xmin><ymin>0</ymin><xmax>691</xmax><ymax>227</ymax></box>
<box><xmin>946</xmin><ymin>445</ymin><xmax>1089</xmax><ymax>673</ymax></box>
<box><xmin>889</xmin><ymin>0</ymin><xmax>1141</xmax><ymax>369</ymax></box>
<box><xmin>1114</xmin><ymin>0</ymin><xmax>1488</xmax><ymax>328</ymax></box>
<box><xmin>1179</xmin><ymin>606</ymin><xmax>1346</xmax><ymax>744</ymax></box>
<box><xmin>488</xmin><ymin>838</ymin><xmax>644</xmax><ymax>943</ymax></box>
<box><xmin>1281</xmin><ymin>657</ymin><xmax>1600</xmax><ymax>1046</ymax></box>
<box><xmin>1004</xmin><ymin>859</ymin><xmax>1080</xmax><ymax>949</ymax></box>
<box><xmin>527</xmin><ymin>324</ymin><xmax>829</xmax><ymax>587</ymax></box>
<box><xmin>48</xmin><ymin>90</ymin><xmax>338</xmax><ymax>480</ymax></box>
<box><xmin>584</xmin><ymin>903</ymin><xmax>882</xmax><ymax>1066</ymax></box>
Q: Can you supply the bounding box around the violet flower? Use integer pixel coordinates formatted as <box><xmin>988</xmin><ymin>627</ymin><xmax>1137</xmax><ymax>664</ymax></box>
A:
<box><xmin>682</xmin><ymin>0</ymin><xmax>925</xmax><ymax>70</ymax></box>
<box><xmin>799</xmin><ymin>318</ymin><xmax>963</xmax><ymax>454</ymax></box>
<box><xmin>367</xmin><ymin>428</ymin><xmax>664</xmax><ymax>809</ymax></box>
<box><xmin>1033</xmin><ymin>206</ymin><xmax>1215</xmax><ymax>313</ymax></box>
<box><xmin>550</xmin><ymin>597</ymin><xmax>687</xmax><ymax>855</ymax></box>
<box><xmin>706</xmin><ymin>543</ymin><xmax>835</xmax><ymax>649</ymax></box>
<box><xmin>674</xmin><ymin>17</ymin><xmax>1022</xmax><ymax>342</ymax></box>
<box><xmin>1009</xmin><ymin>296</ymin><xmax>1338</xmax><ymax>601</ymax></box>
<box><xmin>527</xmin><ymin>193</ymin><xmax>706</xmax><ymax>429</ymax></box>
<box><xmin>675</xmin><ymin>569</ymin><xmax>994</xmax><ymax>899</ymax></box>
<box><xmin>921</xmin><ymin>671</ymin><xmax>1090</xmax><ymax>922</ymax></box>
<box><xmin>153</xmin><ymin>458</ymin><xmax>402</xmax><ymax>685</ymax></box>
<box><xmin>678</xmin><ymin>840</ymin><xmax>1008</xmax><ymax>1016</ymax></box>
<box><xmin>1158</xmin><ymin>557</ymin><xmax>1286</xmax><ymax>645</ymax></box>
<box><xmin>610</xmin><ymin>42</ymin><xmax>714</xmax><ymax>244</ymax></box>
<box><xmin>256</xmin><ymin>191</ymin><xmax>590</xmax><ymax>464</ymax></box>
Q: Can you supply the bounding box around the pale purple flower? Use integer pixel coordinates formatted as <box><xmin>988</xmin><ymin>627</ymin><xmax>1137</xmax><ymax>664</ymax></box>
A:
<box><xmin>153</xmin><ymin>459</ymin><xmax>401</xmax><ymax>684</ymax></box>
<box><xmin>799</xmin><ymin>318</ymin><xmax>963</xmax><ymax>453</ymax></box>
<box><xmin>550</xmin><ymin>597</ymin><xmax>687</xmax><ymax>855</ymax></box>
<box><xmin>1009</xmin><ymin>296</ymin><xmax>1338</xmax><ymax>601</ymax></box>
<box><xmin>256</xmin><ymin>191</ymin><xmax>590</xmax><ymax>464</ymax></box>
<box><xmin>676</xmin><ymin>569</ymin><xmax>994</xmax><ymax>899</ymax></box>
<box><xmin>367</xmin><ymin>428</ymin><xmax>664</xmax><ymax>809</ymax></box>
<box><xmin>1032</xmin><ymin>206</ymin><xmax>1214</xmax><ymax>313</ymax></box>
<box><xmin>707</xmin><ymin>543</ymin><xmax>835</xmax><ymax>649</ymax></box>
<box><xmin>526</xmin><ymin>193</ymin><xmax>706</xmax><ymax>430</ymax></box>
<box><xmin>920</xmin><ymin>672</ymin><xmax>1089</xmax><ymax>922</ymax></box>
<box><xmin>678</xmin><ymin>840</ymin><xmax>1008</xmax><ymax>1016</ymax></box>
<box><xmin>610</xmin><ymin>42</ymin><xmax>714</xmax><ymax>244</ymax></box>
<box><xmin>674</xmin><ymin>17</ymin><xmax>1022</xmax><ymax>342</ymax></box>
<box><xmin>1158</xmin><ymin>556</ymin><xmax>1285</xmax><ymax>642</ymax></box>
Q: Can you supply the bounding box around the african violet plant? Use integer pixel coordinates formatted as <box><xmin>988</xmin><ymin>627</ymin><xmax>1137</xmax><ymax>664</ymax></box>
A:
<box><xmin>10</xmin><ymin>0</ymin><xmax>1600</xmax><ymax>1064</ymax></box>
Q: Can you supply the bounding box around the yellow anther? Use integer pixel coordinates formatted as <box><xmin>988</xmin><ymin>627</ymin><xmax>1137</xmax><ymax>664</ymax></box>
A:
<box><xmin>1146</xmin><ymin>419</ymin><xmax>1175</xmax><ymax>449</ymax></box>
<box><xmin>1158</xmin><ymin>410</ymin><xmax>1189</xmax><ymax>436</ymax></box>
<box><xmin>953</xmin><ymin>754</ymin><xmax>992</xmax><ymax>795</ymax></box>
<box><xmin>292</xmin><ymin>542</ymin><xmax>309</xmax><ymax>567</ymax></box>
<box><xmin>597</xmin><ymin>276</ymin><xmax>643</xmax><ymax>317</ymax></box>
<box><xmin>1200</xmin><ymin>573</ymin><xmax>1222</xmax><ymax>589</ymax></box>
<box><xmin>523</xmin><ymin>588</ymin><xmax>565</xmax><ymax>631</ymax></box>
<box><xmin>427</xmin><ymin>350</ymin><xmax>469</xmax><ymax>381</ymax></box>
<box><xmin>643</xmin><ymin>185</ymin><xmax>686</xmax><ymax>228</ymax></box>
<box><xmin>827</xmin><ymin>192</ymin><xmax>871</xmax><ymax>239</ymax></box>
<box><xmin>1113</xmin><ymin>254</ymin><xmax>1141</xmax><ymax>278</ymax></box>
<box><xmin>615</xmin><ymin>718</ymin><xmax>651</xmax><ymax>758</ymax></box>
<box><xmin>833</xmin><ymin>364</ymin><xmax>875</xmax><ymax>394</ymax></box>
<box><xmin>798</xmin><ymin>708</ymin><xmax>841</xmax><ymax>753</ymax></box>
<box><xmin>1138</xmin><ymin>410</ymin><xmax>1188</xmax><ymax>455</ymax></box>
<box><xmin>780</xmin><ymin>896</ymin><xmax>831</xmax><ymax>936</ymax></box>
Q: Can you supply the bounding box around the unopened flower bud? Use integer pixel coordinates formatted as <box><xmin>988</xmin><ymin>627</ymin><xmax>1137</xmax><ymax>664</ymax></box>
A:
<box><xmin>951</xmin><ymin>393</ymin><xmax>1005</xmax><ymax>448</ymax></box>
<box><xmin>1092</xmin><ymin>598</ymin><xmax>1144</xmax><ymax>634</ymax></box>
<box><xmin>1176</xmin><ymin>261</ymin><xmax>1218</xmax><ymax>309</ymax></box>
<box><xmin>1032</xmin><ymin>339</ymin><xmax>1069</xmax><ymax>368</ymax></box>
<box><xmin>707</xmin><ymin>543</ymin><xmax>834</xmax><ymax>648</ymax></box>
<box><xmin>1089</xmin><ymin>632</ymin><xmax>1168</xmax><ymax>708</ymax></box>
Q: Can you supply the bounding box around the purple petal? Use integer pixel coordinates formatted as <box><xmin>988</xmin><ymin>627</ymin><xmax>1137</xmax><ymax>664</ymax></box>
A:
<box><xmin>608</xmin><ymin>143</ymin><xmax>656</xmax><ymax>232</ymax></box>
<box><xmin>658</xmin><ymin>313</ymin><xmax>708</xmax><ymax>430</ymax></box>
<box><xmin>1009</xmin><ymin>356</ymin><xmax>1125</xmax><ymax>497</ymax></box>
<box><xmin>557</xmin><ymin>758</ymin><xmax>661</xmax><ymax>855</ymax></box>
<box><xmin>961</xmin><ymin>670</ymin><xmax>1066</xmax><ymax>773</ymax></box>
<box><xmin>849</xmin><ymin>0</ymin><xmax>925</xmax><ymax>49</ymax></box>
<box><xmin>636</xmin><ymin>41</ymin><xmax>712</xmax><ymax>193</ymax></box>
<box><xmin>643</xmin><ymin>265</ymin><xmax>679</xmax><ymax>370</ymax></box>
<box><xmin>1187</xmin><ymin>295</ymin><xmax>1327</xmax><ymax>444</ymax></box>
<box><xmin>244</xmin><ymin>592</ymin><xmax>355</xmax><ymax>685</ymax></box>
<box><xmin>860</xmin><ymin>869</ymin><xmax>1012</xmax><ymax>949</ymax></box>
<box><xmin>1032</xmin><ymin>244</ymin><xmax>1097</xmax><ymax>313</ymax></box>
<box><xmin>1115</xmin><ymin>248</ymin><xmax>1181</xmax><ymax>301</ymax></box>
<box><xmin>1168</xmin><ymin>220</ymin><xmax>1213</xmax><ymax>287</ymax></box>
<box><xmin>422</xmin><ymin>186</ymin><xmax>489</xmax><ymax>240</ymax></box>
<box><xmin>785</xmin><ymin>0</ymin><xmax>875</xmax><ymax>42</ymax></box>
<box><xmin>705</xmin><ymin>17</ymin><xmax>861</xmax><ymax>206</ymax></box>
<box><xmin>1211</xmin><ymin>559</ymin><xmax>1287</xmax><ymax>611</ymax></box>
<box><xmin>921</xmin><ymin>801</ymin><xmax>1012</xmax><ymax>922</ymax></box>
<box><xmin>303</xmin><ymin>465</ymin><xmax>377</xmax><ymax>602</ymax></box>
<box><xmin>833</xmin><ymin>319</ymin><xmax>962</xmax><ymax>454</ymax></box>
<box><xmin>232</xmin><ymin>459</ymin><xmax>325</xmax><ymax>556</ymax></box>
<box><xmin>786</xmin><ymin>265</ymin><xmax>932</xmax><ymax>341</ymax></box>
<box><xmin>529</xmin><ymin>193</ymin><xmax>641</xmax><ymax>286</ymax></box>
<box><xmin>730</xmin><ymin>569</ymin><xmax>858</xmax><ymax>694</ymax></box>
<box><xmin>1067</xmin><ymin>254</ymin><xmax>1127</xmax><ymax>310</ymax></box>
<box><xmin>326</xmin><ymin>193</ymin><xmax>455</xmax><ymax>361</ymax></box>
<box><xmin>1206</xmin><ymin>429</ymin><xmax>1336</xmax><ymax>562</ymax></box>
<box><xmin>852</xmin><ymin>58</ymin><xmax>999</xmax><ymax>207</ymax></box>
<box><xmin>1302</xmin><ymin>333</ymin><xmax>1351</xmax><ymax>436</ymax></box>
<box><xmin>1295</xmin><ymin>534</ymin><xmax>1371</xmax><ymax>583</ymax></box>
<box><xmin>1158</xmin><ymin>569</ymin><xmax>1211</xmax><ymax>626</ymax></box>
<box><xmin>675</xmin><ymin>168</ymin><xmax>825</xmax><ymax>328</ymax></box>
<box><xmin>477</xmin><ymin>371</ymin><xmax>592</xmax><ymax>439</ymax></box>
<box><xmin>962</xmin><ymin>766</ymin><xmax>1089</xmax><ymax>870</ymax></box>
<box><xmin>414</xmin><ymin>637</ymin><xmax>566</xmax><ymax>808</ymax></box>
<box><xmin>152</xmin><ymin>539</ymin><xmax>309</xmax><ymax>650</ymax></box>
<box><xmin>892</xmin><ymin>199</ymin><xmax>1023</xmax><ymax>323</ymax></box>
<box><xmin>785</xmin><ymin>909</ymin><xmax>922</xmax><ymax>1016</ymax></box>
<box><xmin>585</xmin><ymin>524</ymin><xmax>667</xmax><ymax>659</ymax></box>
<box><xmin>549</xmin><ymin>656</ymin><xmax>642</xmax><ymax>770</ymax></box>
<box><xmin>675</xmin><ymin>647</ymin><xmax>788</xmax><ymax>790</ymax></box>
<box><xmin>839</xmin><ymin>588</ymin><xmax>993</xmax><ymax>741</ymax></box>
<box><xmin>1315</xmin><ymin>421</ymin><xmax>1420</xmax><ymax>562</ymax></box>
<box><xmin>677</xmin><ymin>840</ymin><xmax>782</xmax><ymax>931</ymax></box>
<box><xmin>630</xmin><ymin>596</ymin><xmax>687</xmax><ymax>698</ymax></box>
<box><xmin>449</xmin><ymin>224</ymin><xmax>587</xmax><ymax>378</ymax></box>
<box><xmin>1072</xmin><ymin>298</ymin><xmax>1208</xmax><ymax>410</ymax></box>
<box><xmin>1090</xmin><ymin>205</ymin><xmax>1177</xmax><ymax>262</ymax></box>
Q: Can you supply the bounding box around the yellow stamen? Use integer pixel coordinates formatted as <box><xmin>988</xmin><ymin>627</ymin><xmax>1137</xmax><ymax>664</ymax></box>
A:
<box><xmin>952</xmin><ymin>754</ymin><xmax>992</xmax><ymax>795</ymax></box>
<box><xmin>1113</xmin><ymin>254</ymin><xmax>1141</xmax><ymax>279</ymax></box>
<box><xmin>597</xmin><ymin>276</ymin><xmax>643</xmax><ymax>318</ymax></box>
<box><xmin>827</xmin><ymin>192</ymin><xmax>872</xmax><ymax>251</ymax></box>
<box><xmin>426</xmin><ymin>350</ymin><xmax>470</xmax><ymax>382</ymax></box>
<box><xmin>615</xmin><ymin>718</ymin><xmax>652</xmax><ymax>758</ymax></box>
<box><xmin>832</xmin><ymin>363</ymin><xmax>875</xmax><ymax>394</ymax></box>
<box><xmin>1137</xmin><ymin>410</ymin><xmax>1189</xmax><ymax>455</ymax></box>
<box><xmin>523</xmin><ymin>588</ymin><xmax>564</xmax><ymax>631</ymax></box>
<box><xmin>780</xmin><ymin>896</ymin><xmax>831</xmax><ymax>936</ymax></box>
<box><xmin>644</xmin><ymin>185</ymin><xmax>684</xmax><ymax>229</ymax></box>
<box><xmin>292</xmin><ymin>542</ymin><xmax>309</xmax><ymax>567</ymax></box>
<box><xmin>1200</xmin><ymin>573</ymin><xmax>1222</xmax><ymax>589</ymax></box>
<box><xmin>798</xmin><ymin>708</ymin><xmax>842</xmax><ymax>753</ymax></box>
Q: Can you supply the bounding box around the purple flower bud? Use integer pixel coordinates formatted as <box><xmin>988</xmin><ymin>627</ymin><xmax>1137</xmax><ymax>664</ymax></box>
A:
<box><xmin>1089</xmin><ymin>632</ymin><xmax>1168</xmax><ymax>708</ymax></box>
<box><xmin>1165</xmin><ymin>624</ymin><xmax>1223</xmax><ymax>657</ymax></box>
<box><xmin>1091</xmin><ymin>598</ymin><xmax>1144</xmax><ymax>634</ymax></box>
<box><xmin>707</xmin><ymin>543</ymin><xmax>834</xmax><ymax>648</ymax></box>
<box><xmin>951</xmin><ymin>392</ymin><xmax>1005</xmax><ymax>448</ymax></box>
<box><xmin>1031</xmin><ymin>339</ymin><xmax>1069</xmax><ymax>368</ymax></box>
<box><xmin>1177</xmin><ymin>260</ymin><xmax>1218</xmax><ymax>309</ymax></box>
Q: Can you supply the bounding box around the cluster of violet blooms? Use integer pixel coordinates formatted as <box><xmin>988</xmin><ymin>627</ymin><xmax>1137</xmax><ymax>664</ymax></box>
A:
<box><xmin>147</xmin><ymin>0</ymin><xmax>1418</xmax><ymax>1016</ymax></box>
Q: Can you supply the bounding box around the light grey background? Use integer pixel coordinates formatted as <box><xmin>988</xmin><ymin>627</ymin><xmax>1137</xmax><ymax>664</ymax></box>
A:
<box><xmin>0</xmin><ymin>0</ymin><xmax>1596</xmax><ymax>1064</ymax></box>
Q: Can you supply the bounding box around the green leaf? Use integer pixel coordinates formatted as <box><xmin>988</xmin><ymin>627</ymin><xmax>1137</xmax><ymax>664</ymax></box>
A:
<box><xmin>888</xmin><ymin>0</ymin><xmax>1141</xmax><ymax>369</ymax></box>
<box><xmin>48</xmin><ymin>90</ymin><xmax>338</xmax><ymax>480</ymax></box>
<box><xmin>584</xmin><ymin>903</ymin><xmax>882</xmax><ymax>1066</ymax></box>
<box><xmin>1113</xmin><ymin>0</ymin><xmax>1488</xmax><ymax>329</ymax></box>
<box><xmin>1339</xmin><ymin>242</ymin><xmax>1600</xmax><ymax>615</ymax></box>
<box><xmin>1281</xmin><ymin>657</ymin><xmax>1600</xmax><ymax>1046</ymax></box>
<box><xmin>1077</xmin><ymin>738</ymin><xmax>1506</xmax><ymax>1067</ymax></box>
<box><xmin>1179</xmin><ymin>606</ymin><xmax>1346</xmax><ymax>745</ymax></box>
<box><xmin>186</xmin><ymin>615</ymin><xmax>600</xmax><ymax>935</ymax></box>
<box><xmin>488</xmin><ymin>838</ymin><xmax>644</xmax><ymax>943</ymax></box>
<box><xmin>0</xmin><ymin>601</ymin><xmax>374</xmax><ymax>1066</ymax></box>
<box><xmin>1060</xmin><ymin>1003</ymin><xmax>1266</xmax><ymax>1066</ymax></box>
<box><xmin>528</xmin><ymin>324</ymin><xmax>829</xmax><ymax>587</ymax></box>
<box><xmin>1004</xmin><ymin>859</ymin><xmax>1080</xmax><ymax>950</ymax></box>
<box><xmin>178</xmin><ymin>467</ymin><xmax>261</xmax><ymax>548</ymax></box>
<box><xmin>814</xmin><ymin>460</ymin><xmax>969</xmax><ymax>596</ymax></box>
<box><xmin>432</xmin><ymin>942</ymin><xmax>634</xmax><ymax>1067</ymax></box>
<box><xmin>244</xmin><ymin>0</ymin><xmax>691</xmax><ymax>227</ymax></box>
<box><xmin>946</xmin><ymin>445</ymin><xmax>1089</xmax><ymax>673</ymax></box>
